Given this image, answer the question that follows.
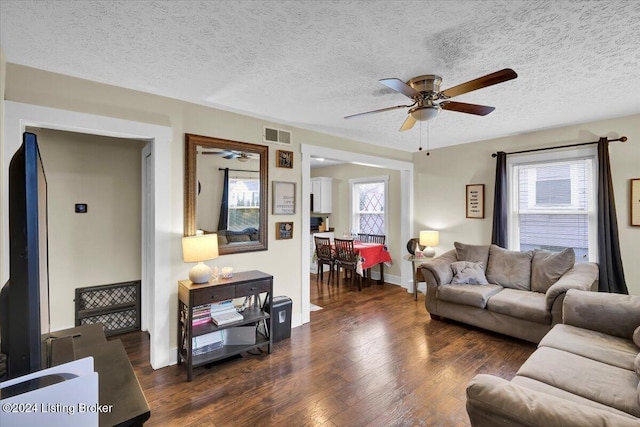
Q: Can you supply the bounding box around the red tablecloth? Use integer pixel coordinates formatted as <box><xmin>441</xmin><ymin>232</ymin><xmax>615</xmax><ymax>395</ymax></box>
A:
<box><xmin>353</xmin><ymin>242</ymin><xmax>393</xmax><ymax>272</ymax></box>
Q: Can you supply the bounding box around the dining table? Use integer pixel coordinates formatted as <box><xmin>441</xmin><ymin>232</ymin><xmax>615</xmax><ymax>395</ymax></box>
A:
<box><xmin>352</xmin><ymin>241</ymin><xmax>393</xmax><ymax>284</ymax></box>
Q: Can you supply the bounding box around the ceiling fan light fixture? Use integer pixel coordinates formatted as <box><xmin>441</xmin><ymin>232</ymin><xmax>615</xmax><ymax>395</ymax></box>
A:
<box><xmin>410</xmin><ymin>105</ymin><xmax>440</xmax><ymax>121</ymax></box>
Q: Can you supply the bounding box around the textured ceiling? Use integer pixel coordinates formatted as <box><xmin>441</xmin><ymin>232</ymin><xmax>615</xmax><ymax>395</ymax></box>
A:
<box><xmin>1</xmin><ymin>1</ymin><xmax>640</xmax><ymax>152</ymax></box>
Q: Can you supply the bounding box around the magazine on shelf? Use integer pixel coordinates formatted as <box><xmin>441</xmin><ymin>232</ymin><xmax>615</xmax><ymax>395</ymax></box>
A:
<box><xmin>210</xmin><ymin>299</ymin><xmax>243</xmax><ymax>326</ymax></box>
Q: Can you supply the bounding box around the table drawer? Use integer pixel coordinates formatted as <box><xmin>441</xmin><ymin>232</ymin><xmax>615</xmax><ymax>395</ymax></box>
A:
<box><xmin>236</xmin><ymin>279</ymin><xmax>271</xmax><ymax>297</ymax></box>
<box><xmin>192</xmin><ymin>286</ymin><xmax>235</xmax><ymax>306</ymax></box>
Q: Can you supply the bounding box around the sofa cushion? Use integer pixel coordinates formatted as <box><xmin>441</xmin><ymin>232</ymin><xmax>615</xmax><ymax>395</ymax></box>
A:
<box><xmin>563</xmin><ymin>290</ymin><xmax>640</xmax><ymax>340</ymax></box>
<box><xmin>437</xmin><ymin>284</ymin><xmax>503</xmax><ymax>308</ymax></box>
<box><xmin>512</xmin><ymin>375</ymin><xmax>638</xmax><ymax>420</ymax></box>
<box><xmin>486</xmin><ymin>245</ymin><xmax>534</xmax><ymax>291</ymax></box>
<box><xmin>531</xmin><ymin>248</ymin><xmax>575</xmax><ymax>293</ymax></box>
<box><xmin>634</xmin><ymin>325</ymin><xmax>640</xmax><ymax>348</ymax></box>
<box><xmin>516</xmin><ymin>346</ymin><xmax>640</xmax><ymax>417</ymax></box>
<box><xmin>450</xmin><ymin>261</ymin><xmax>489</xmax><ymax>285</ymax></box>
<box><xmin>635</xmin><ymin>353</ymin><xmax>640</xmax><ymax>377</ymax></box>
<box><xmin>539</xmin><ymin>324</ymin><xmax>639</xmax><ymax>371</ymax></box>
<box><xmin>486</xmin><ymin>289</ymin><xmax>551</xmax><ymax>324</ymax></box>
<box><xmin>454</xmin><ymin>242</ymin><xmax>490</xmax><ymax>272</ymax></box>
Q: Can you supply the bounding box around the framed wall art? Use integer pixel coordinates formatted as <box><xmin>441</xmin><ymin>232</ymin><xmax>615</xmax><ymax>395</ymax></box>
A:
<box><xmin>272</xmin><ymin>181</ymin><xmax>296</xmax><ymax>215</ymax></box>
<box><xmin>631</xmin><ymin>178</ymin><xmax>640</xmax><ymax>226</ymax></box>
<box><xmin>276</xmin><ymin>222</ymin><xmax>294</xmax><ymax>239</ymax></box>
<box><xmin>276</xmin><ymin>150</ymin><xmax>293</xmax><ymax>168</ymax></box>
<box><xmin>466</xmin><ymin>184</ymin><xmax>485</xmax><ymax>219</ymax></box>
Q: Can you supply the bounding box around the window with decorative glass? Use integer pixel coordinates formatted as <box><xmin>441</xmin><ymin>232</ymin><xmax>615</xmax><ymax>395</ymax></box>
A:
<box><xmin>228</xmin><ymin>177</ymin><xmax>260</xmax><ymax>230</ymax></box>
<box><xmin>349</xmin><ymin>176</ymin><xmax>388</xmax><ymax>236</ymax></box>
<box><xmin>507</xmin><ymin>148</ymin><xmax>597</xmax><ymax>262</ymax></box>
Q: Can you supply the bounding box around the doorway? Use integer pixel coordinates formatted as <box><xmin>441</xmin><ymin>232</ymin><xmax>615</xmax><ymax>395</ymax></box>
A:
<box><xmin>300</xmin><ymin>144</ymin><xmax>414</xmax><ymax>325</ymax></box>
<box><xmin>2</xmin><ymin>101</ymin><xmax>173</xmax><ymax>369</ymax></box>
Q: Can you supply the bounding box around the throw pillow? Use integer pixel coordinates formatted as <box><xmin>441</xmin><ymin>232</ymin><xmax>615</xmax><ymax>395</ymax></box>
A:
<box><xmin>531</xmin><ymin>248</ymin><xmax>575</xmax><ymax>293</ymax></box>
<box><xmin>635</xmin><ymin>352</ymin><xmax>640</xmax><ymax>377</ymax></box>
<box><xmin>634</xmin><ymin>325</ymin><xmax>640</xmax><ymax>348</ymax></box>
<box><xmin>450</xmin><ymin>261</ymin><xmax>489</xmax><ymax>285</ymax></box>
<box><xmin>486</xmin><ymin>245</ymin><xmax>534</xmax><ymax>291</ymax></box>
<box><xmin>454</xmin><ymin>242</ymin><xmax>490</xmax><ymax>272</ymax></box>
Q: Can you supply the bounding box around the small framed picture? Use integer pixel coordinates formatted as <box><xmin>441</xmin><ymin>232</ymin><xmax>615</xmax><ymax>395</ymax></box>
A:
<box><xmin>466</xmin><ymin>184</ymin><xmax>485</xmax><ymax>219</ymax></box>
<box><xmin>631</xmin><ymin>178</ymin><xmax>640</xmax><ymax>226</ymax></box>
<box><xmin>272</xmin><ymin>181</ymin><xmax>296</xmax><ymax>215</ymax></box>
<box><xmin>276</xmin><ymin>222</ymin><xmax>294</xmax><ymax>240</ymax></box>
<box><xmin>276</xmin><ymin>150</ymin><xmax>293</xmax><ymax>168</ymax></box>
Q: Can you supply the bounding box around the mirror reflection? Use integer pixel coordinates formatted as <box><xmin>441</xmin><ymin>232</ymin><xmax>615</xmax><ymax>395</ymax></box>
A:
<box><xmin>185</xmin><ymin>134</ymin><xmax>268</xmax><ymax>255</ymax></box>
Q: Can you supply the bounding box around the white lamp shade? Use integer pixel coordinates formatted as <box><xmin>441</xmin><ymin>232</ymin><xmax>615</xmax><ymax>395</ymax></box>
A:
<box><xmin>182</xmin><ymin>234</ymin><xmax>219</xmax><ymax>263</ymax></box>
<box><xmin>410</xmin><ymin>106</ymin><xmax>440</xmax><ymax>121</ymax></box>
<box><xmin>419</xmin><ymin>230</ymin><xmax>439</xmax><ymax>247</ymax></box>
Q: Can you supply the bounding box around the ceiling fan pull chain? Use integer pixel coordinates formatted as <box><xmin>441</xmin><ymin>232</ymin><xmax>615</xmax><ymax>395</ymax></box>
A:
<box><xmin>418</xmin><ymin>121</ymin><xmax>423</xmax><ymax>151</ymax></box>
<box><xmin>426</xmin><ymin>122</ymin><xmax>431</xmax><ymax>156</ymax></box>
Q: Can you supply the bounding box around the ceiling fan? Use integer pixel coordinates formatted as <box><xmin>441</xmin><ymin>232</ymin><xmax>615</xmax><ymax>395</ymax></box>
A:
<box><xmin>199</xmin><ymin>149</ymin><xmax>258</xmax><ymax>162</ymax></box>
<box><xmin>345</xmin><ymin>68</ymin><xmax>517</xmax><ymax>131</ymax></box>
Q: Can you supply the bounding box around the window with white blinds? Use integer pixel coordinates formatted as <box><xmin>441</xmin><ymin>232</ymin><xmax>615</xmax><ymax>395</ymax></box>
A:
<box><xmin>228</xmin><ymin>177</ymin><xmax>260</xmax><ymax>231</ymax></box>
<box><xmin>507</xmin><ymin>148</ymin><xmax>597</xmax><ymax>262</ymax></box>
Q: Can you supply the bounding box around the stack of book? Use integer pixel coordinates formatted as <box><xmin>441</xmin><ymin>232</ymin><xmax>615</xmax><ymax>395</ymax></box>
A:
<box><xmin>210</xmin><ymin>299</ymin><xmax>243</xmax><ymax>326</ymax></box>
<box><xmin>192</xmin><ymin>304</ymin><xmax>212</xmax><ymax>326</ymax></box>
<box><xmin>191</xmin><ymin>330</ymin><xmax>223</xmax><ymax>356</ymax></box>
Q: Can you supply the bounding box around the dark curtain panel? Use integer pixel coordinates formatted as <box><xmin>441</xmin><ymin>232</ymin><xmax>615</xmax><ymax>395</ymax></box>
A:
<box><xmin>217</xmin><ymin>168</ymin><xmax>230</xmax><ymax>231</ymax></box>
<box><xmin>597</xmin><ymin>138</ymin><xmax>628</xmax><ymax>293</ymax></box>
<box><xmin>491</xmin><ymin>151</ymin><xmax>508</xmax><ymax>248</ymax></box>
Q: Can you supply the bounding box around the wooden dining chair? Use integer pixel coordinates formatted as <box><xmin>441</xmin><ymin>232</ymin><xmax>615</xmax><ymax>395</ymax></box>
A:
<box><xmin>357</xmin><ymin>233</ymin><xmax>370</xmax><ymax>243</ymax></box>
<box><xmin>366</xmin><ymin>234</ymin><xmax>386</xmax><ymax>284</ymax></box>
<box><xmin>314</xmin><ymin>236</ymin><xmax>335</xmax><ymax>285</ymax></box>
<box><xmin>333</xmin><ymin>238</ymin><xmax>361</xmax><ymax>291</ymax></box>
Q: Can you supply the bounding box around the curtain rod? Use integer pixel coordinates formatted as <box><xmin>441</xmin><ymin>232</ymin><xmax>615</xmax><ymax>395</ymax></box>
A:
<box><xmin>491</xmin><ymin>136</ymin><xmax>627</xmax><ymax>158</ymax></box>
<box><xmin>218</xmin><ymin>168</ymin><xmax>259</xmax><ymax>173</ymax></box>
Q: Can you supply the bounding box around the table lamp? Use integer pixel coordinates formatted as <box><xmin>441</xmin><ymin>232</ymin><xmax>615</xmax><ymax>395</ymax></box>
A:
<box><xmin>182</xmin><ymin>234</ymin><xmax>219</xmax><ymax>284</ymax></box>
<box><xmin>419</xmin><ymin>230</ymin><xmax>439</xmax><ymax>258</ymax></box>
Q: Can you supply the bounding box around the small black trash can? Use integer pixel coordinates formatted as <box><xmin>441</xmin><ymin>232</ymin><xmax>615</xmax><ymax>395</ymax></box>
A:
<box><xmin>267</xmin><ymin>296</ymin><xmax>292</xmax><ymax>342</ymax></box>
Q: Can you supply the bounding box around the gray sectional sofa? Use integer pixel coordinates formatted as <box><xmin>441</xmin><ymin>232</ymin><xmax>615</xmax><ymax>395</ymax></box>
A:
<box><xmin>466</xmin><ymin>289</ymin><xmax>640</xmax><ymax>426</ymax></box>
<box><xmin>419</xmin><ymin>242</ymin><xmax>599</xmax><ymax>343</ymax></box>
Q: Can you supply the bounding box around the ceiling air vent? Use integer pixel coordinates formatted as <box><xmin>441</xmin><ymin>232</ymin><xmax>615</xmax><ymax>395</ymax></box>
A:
<box><xmin>264</xmin><ymin>127</ymin><xmax>291</xmax><ymax>145</ymax></box>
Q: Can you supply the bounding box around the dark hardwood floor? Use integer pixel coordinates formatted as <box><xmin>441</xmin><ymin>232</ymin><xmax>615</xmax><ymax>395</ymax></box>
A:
<box><xmin>116</xmin><ymin>276</ymin><xmax>535</xmax><ymax>426</ymax></box>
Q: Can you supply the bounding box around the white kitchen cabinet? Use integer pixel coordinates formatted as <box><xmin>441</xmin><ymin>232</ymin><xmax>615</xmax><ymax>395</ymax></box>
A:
<box><xmin>311</xmin><ymin>177</ymin><xmax>332</xmax><ymax>214</ymax></box>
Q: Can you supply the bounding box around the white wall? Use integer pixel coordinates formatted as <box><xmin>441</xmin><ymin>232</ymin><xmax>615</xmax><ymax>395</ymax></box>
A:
<box><xmin>30</xmin><ymin>128</ymin><xmax>145</xmax><ymax>330</ymax></box>
<box><xmin>413</xmin><ymin>114</ymin><xmax>640</xmax><ymax>295</ymax></box>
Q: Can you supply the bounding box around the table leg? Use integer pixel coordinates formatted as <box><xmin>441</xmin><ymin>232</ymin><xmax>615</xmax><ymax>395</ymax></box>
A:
<box><xmin>378</xmin><ymin>263</ymin><xmax>384</xmax><ymax>285</ymax></box>
<box><xmin>413</xmin><ymin>262</ymin><xmax>418</xmax><ymax>301</ymax></box>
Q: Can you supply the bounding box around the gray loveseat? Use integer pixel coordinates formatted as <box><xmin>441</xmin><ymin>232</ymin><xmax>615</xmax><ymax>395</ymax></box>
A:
<box><xmin>466</xmin><ymin>289</ymin><xmax>640</xmax><ymax>426</ymax></box>
<box><xmin>419</xmin><ymin>242</ymin><xmax>599</xmax><ymax>343</ymax></box>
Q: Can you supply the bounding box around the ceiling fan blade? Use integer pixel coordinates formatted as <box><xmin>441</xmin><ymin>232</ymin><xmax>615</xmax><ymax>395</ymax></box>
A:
<box><xmin>399</xmin><ymin>115</ymin><xmax>416</xmax><ymax>131</ymax></box>
<box><xmin>223</xmin><ymin>153</ymin><xmax>239</xmax><ymax>159</ymax></box>
<box><xmin>441</xmin><ymin>101</ymin><xmax>495</xmax><ymax>116</ymax></box>
<box><xmin>344</xmin><ymin>104</ymin><xmax>413</xmax><ymax>119</ymax></box>
<box><xmin>379</xmin><ymin>78</ymin><xmax>420</xmax><ymax>98</ymax></box>
<box><xmin>440</xmin><ymin>68</ymin><xmax>517</xmax><ymax>98</ymax></box>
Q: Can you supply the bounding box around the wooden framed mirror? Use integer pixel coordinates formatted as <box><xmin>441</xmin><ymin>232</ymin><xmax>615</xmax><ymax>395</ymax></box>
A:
<box><xmin>184</xmin><ymin>134</ymin><xmax>268</xmax><ymax>254</ymax></box>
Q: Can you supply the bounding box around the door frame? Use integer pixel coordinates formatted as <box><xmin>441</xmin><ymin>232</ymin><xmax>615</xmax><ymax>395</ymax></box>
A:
<box><xmin>300</xmin><ymin>144</ymin><xmax>414</xmax><ymax>324</ymax></box>
<box><xmin>2</xmin><ymin>101</ymin><xmax>173</xmax><ymax>369</ymax></box>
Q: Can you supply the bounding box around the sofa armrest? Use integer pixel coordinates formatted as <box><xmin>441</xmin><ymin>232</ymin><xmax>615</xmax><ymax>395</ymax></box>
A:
<box><xmin>419</xmin><ymin>249</ymin><xmax>457</xmax><ymax>287</ymax></box>
<box><xmin>562</xmin><ymin>288</ymin><xmax>640</xmax><ymax>339</ymax></box>
<box><xmin>466</xmin><ymin>374</ymin><xmax>639</xmax><ymax>427</ymax></box>
<box><xmin>544</xmin><ymin>262</ymin><xmax>598</xmax><ymax>310</ymax></box>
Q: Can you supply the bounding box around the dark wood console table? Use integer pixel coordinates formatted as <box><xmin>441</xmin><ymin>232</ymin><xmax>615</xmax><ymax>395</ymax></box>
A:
<box><xmin>50</xmin><ymin>324</ymin><xmax>150</xmax><ymax>426</ymax></box>
<box><xmin>178</xmin><ymin>270</ymin><xmax>273</xmax><ymax>381</ymax></box>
